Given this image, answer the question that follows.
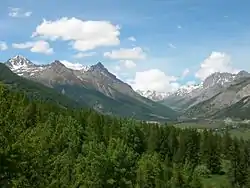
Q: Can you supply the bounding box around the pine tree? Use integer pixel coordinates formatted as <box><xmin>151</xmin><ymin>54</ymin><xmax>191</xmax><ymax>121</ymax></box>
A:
<box><xmin>136</xmin><ymin>152</ymin><xmax>163</xmax><ymax>188</ymax></box>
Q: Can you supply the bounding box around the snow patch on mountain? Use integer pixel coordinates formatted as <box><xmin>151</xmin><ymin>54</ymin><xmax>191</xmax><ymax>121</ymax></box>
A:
<box><xmin>138</xmin><ymin>71</ymin><xmax>250</xmax><ymax>101</ymax></box>
<box><xmin>60</xmin><ymin>60</ymin><xmax>90</xmax><ymax>71</ymax></box>
<box><xmin>174</xmin><ymin>84</ymin><xmax>203</xmax><ymax>97</ymax></box>
<box><xmin>7</xmin><ymin>55</ymin><xmax>34</xmax><ymax>70</ymax></box>
<box><xmin>6</xmin><ymin>56</ymin><xmax>91</xmax><ymax>77</ymax></box>
<box><xmin>137</xmin><ymin>90</ymin><xmax>171</xmax><ymax>101</ymax></box>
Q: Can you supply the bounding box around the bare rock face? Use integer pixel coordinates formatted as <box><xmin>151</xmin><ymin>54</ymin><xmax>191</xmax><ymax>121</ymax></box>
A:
<box><xmin>6</xmin><ymin>56</ymin><xmax>139</xmax><ymax>99</ymax></box>
<box><xmin>145</xmin><ymin>70</ymin><xmax>250</xmax><ymax>119</ymax></box>
<box><xmin>183</xmin><ymin>73</ymin><xmax>250</xmax><ymax>119</ymax></box>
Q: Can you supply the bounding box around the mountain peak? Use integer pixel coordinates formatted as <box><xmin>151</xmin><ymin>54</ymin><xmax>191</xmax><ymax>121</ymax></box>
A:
<box><xmin>89</xmin><ymin>62</ymin><xmax>109</xmax><ymax>73</ymax></box>
<box><xmin>51</xmin><ymin>60</ymin><xmax>65</xmax><ymax>67</ymax></box>
<box><xmin>91</xmin><ymin>62</ymin><xmax>105</xmax><ymax>69</ymax></box>
<box><xmin>237</xmin><ymin>70</ymin><xmax>250</xmax><ymax>78</ymax></box>
<box><xmin>13</xmin><ymin>55</ymin><xmax>27</xmax><ymax>59</ymax></box>
<box><xmin>203</xmin><ymin>72</ymin><xmax>234</xmax><ymax>88</ymax></box>
<box><xmin>96</xmin><ymin>62</ymin><xmax>104</xmax><ymax>67</ymax></box>
<box><xmin>6</xmin><ymin>55</ymin><xmax>34</xmax><ymax>70</ymax></box>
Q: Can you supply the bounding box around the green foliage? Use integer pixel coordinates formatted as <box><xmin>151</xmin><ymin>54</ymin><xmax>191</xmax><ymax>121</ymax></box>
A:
<box><xmin>0</xmin><ymin>83</ymin><xmax>250</xmax><ymax>187</ymax></box>
<box><xmin>194</xmin><ymin>165</ymin><xmax>211</xmax><ymax>178</ymax></box>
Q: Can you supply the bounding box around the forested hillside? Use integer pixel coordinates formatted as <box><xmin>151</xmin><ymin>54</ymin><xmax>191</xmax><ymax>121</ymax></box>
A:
<box><xmin>1</xmin><ymin>83</ymin><xmax>250</xmax><ymax>188</ymax></box>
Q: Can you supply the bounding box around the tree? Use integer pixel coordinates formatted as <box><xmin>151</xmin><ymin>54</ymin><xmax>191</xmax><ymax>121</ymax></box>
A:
<box><xmin>136</xmin><ymin>152</ymin><xmax>163</xmax><ymax>188</ymax></box>
<box><xmin>203</xmin><ymin>131</ymin><xmax>221</xmax><ymax>174</ymax></box>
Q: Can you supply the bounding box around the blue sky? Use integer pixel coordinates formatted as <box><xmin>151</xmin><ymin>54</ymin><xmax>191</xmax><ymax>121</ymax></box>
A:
<box><xmin>1</xmin><ymin>0</ymin><xmax>250</xmax><ymax>92</ymax></box>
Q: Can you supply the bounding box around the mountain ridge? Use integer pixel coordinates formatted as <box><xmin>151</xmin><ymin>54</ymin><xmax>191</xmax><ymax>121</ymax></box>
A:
<box><xmin>4</xmin><ymin>55</ymin><xmax>178</xmax><ymax>121</ymax></box>
<box><xmin>137</xmin><ymin>70</ymin><xmax>250</xmax><ymax>120</ymax></box>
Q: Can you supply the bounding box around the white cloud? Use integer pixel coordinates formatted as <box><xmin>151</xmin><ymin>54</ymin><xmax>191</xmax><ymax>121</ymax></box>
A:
<box><xmin>195</xmin><ymin>52</ymin><xmax>239</xmax><ymax>80</ymax></box>
<box><xmin>73</xmin><ymin>52</ymin><xmax>96</xmax><ymax>58</ymax></box>
<box><xmin>104</xmin><ymin>47</ymin><xmax>146</xmax><ymax>60</ymax></box>
<box><xmin>0</xmin><ymin>41</ymin><xmax>8</xmax><ymax>51</ymax></box>
<box><xmin>129</xmin><ymin>69</ymin><xmax>179</xmax><ymax>92</ymax></box>
<box><xmin>8</xmin><ymin>7</ymin><xmax>32</xmax><ymax>18</ymax></box>
<box><xmin>112</xmin><ymin>60</ymin><xmax>136</xmax><ymax>74</ymax></box>
<box><xmin>12</xmin><ymin>40</ymin><xmax>53</xmax><ymax>55</ymax></box>
<box><xmin>128</xmin><ymin>36</ymin><xmax>136</xmax><ymax>41</ymax></box>
<box><xmin>32</xmin><ymin>17</ymin><xmax>120</xmax><ymax>51</ymax></box>
<box><xmin>177</xmin><ymin>25</ymin><xmax>182</xmax><ymax>29</ymax></box>
<box><xmin>168</xmin><ymin>43</ymin><xmax>176</xmax><ymax>49</ymax></box>
<box><xmin>60</xmin><ymin>60</ymin><xmax>87</xmax><ymax>70</ymax></box>
<box><xmin>182</xmin><ymin>68</ymin><xmax>190</xmax><ymax>78</ymax></box>
<box><xmin>120</xmin><ymin>60</ymin><xmax>136</xmax><ymax>69</ymax></box>
<box><xmin>114</xmin><ymin>65</ymin><xmax>121</xmax><ymax>71</ymax></box>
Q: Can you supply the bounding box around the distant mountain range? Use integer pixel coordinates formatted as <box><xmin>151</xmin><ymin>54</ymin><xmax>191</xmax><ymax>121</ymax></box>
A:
<box><xmin>2</xmin><ymin>55</ymin><xmax>250</xmax><ymax>121</ymax></box>
<box><xmin>138</xmin><ymin>70</ymin><xmax>250</xmax><ymax>120</ymax></box>
<box><xmin>1</xmin><ymin>55</ymin><xmax>178</xmax><ymax>121</ymax></box>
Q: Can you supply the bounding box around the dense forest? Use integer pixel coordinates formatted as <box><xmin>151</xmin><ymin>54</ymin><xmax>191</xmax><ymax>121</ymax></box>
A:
<box><xmin>1</xmin><ymin>83</ymin><xmax>250</xmax><ymax>188</ymax></box>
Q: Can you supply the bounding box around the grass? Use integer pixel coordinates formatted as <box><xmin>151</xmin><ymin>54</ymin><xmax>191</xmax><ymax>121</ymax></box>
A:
<box><xmin>202</xmin><ymin>175</ymin><xmax>230</xmax><ymax>188</ymax></box>
<box><xmin>175</xmin><ymin>121</ymin><xmax>250</xmax><ymax>140</ymax></box>
<box><xmin>202</xmin><ymin>160</ymin><xmax>231</xmax><ymax>188</ymax></box>
<box><xmin>174</xmin><ymin>121</ymin><xmax>224</xmax><ymax>129</ymax></box>
<box><xmin>229</xmin><ymin>128</ymin><xmax>250</xmax><ymax>140</ymax></box>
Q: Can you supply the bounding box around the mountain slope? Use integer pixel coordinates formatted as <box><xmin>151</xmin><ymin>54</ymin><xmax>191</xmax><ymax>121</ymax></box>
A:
<box><xmin>214</xmin><ymin>96</ymin><xmax>250</xmax><ymax>119</ymax></box>
<box><xmin>4</xmin><ymin>56</ymin><xmax>178</xmax><ymax>121</ymax></box>
<box><xmin>183</xmin><ymin>75</ymin><xmax>250</xmax><ymax>119</ymax></box>
<box><xmin>0</xmin><ymin>63</ymin><xmax>81</xmax><ymax>108</ymax></box>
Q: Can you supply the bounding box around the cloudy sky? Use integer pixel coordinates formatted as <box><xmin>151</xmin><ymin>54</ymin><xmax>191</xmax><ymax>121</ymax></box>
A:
<box><xmin>1</xmin><ymin>0</ymin><xmax>250</xmax><ymax>92</ymax></box>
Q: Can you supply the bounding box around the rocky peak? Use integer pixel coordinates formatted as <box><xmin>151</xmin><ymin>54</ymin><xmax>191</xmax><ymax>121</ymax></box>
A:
<box><xmin>95</xmin><ymin>62</ymin><xmax>105</xmax><ymax>69</ymax></box>
<box><xmin>174</xmin><ymin>83</ymin><xmax>203</xmax><ymax>97</ymax></box>
<box><xmin>50</xmin><ymin>60</ymin><xmax>65</xmax><ymax>68</ymax></box>
<box><xmin>89</xmin><ymin>62</ymin><xmax>106</xmax><ymax>71</ymax></box>
<box><xmin>89</xmin><ymin>62</ymin><xmax>118</xmax><ymax>80</ymax></box>
<box><xmin>6</xmin><ymin>55</ymin><xmax>34</xmax><ymax>69</ymax></box>
<box><xmin>236</xmin><ymin>70</ymin><xmax>250</xmax><ymax>79</ymax></box>
<box><xmin>203</xmin><ymin>72</ymin><xmax>235</xmax><ymax>88</ymax></box>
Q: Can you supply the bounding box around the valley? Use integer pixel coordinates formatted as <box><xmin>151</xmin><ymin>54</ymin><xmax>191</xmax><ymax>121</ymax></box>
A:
<box><xmin>2</xmin><ymin>55</ymin><xmax>250</xmax><ymax>143</ymax></box>
<box><xmin>2</xmin><ymin>55</ymin><xmax>250</xmax><ymax>123</ymax></box>
<box><xmin>1</xmin><ymin>1</ymin><xmax>250</xmax><ymax>187</ymax></box>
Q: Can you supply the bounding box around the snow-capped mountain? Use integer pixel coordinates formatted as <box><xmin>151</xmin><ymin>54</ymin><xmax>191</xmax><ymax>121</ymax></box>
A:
<box><xmin>136</xmin><ymin>90</ymin><xmax>171</xmax><ymax>101</ymax></box>
<box><xmin>6</xmin><ymin>56</ymin><xmax>90</xmax><ymax>76</ymax></box>
<box><xmin>173</xmin><ymin>83</ymin><xmax>203</xmax><ymax>97</ymax></box>
<box><xmin>137</xmin><ymin>84</ymin><xmax>203</xmax><ymax>101</ymax></box>
<box><xmin>60</xmin><ymin>60</ymin><xmax>90</xmax><ymax>71</ymax></box>
<box><xmin>138</xmin><ymin>71</ymin><xmax>250</xmax><ymax>102</ymax></box>
<box><xmin>5</xmin><ymin>55</ymin><xmax>148</xmax><ymax>100</ymax></box>
<box><xmin>6</xmin><ymin>55</ymin><xmax>46</xmax><ymax>77</ymax></box>
<box><xmin>160</xmin><ymin>71</ymin><xmax>250</xmax><ymax>112</ymax></box>
<box><xmin>3</xmin><ymin>55</ymin><xmax>178</xmax><ymax>120</ymax></box>
<box><xmin>6</xmin><ymin>55</ymin><xmax>34</xmax><ymax>70</ymax></box>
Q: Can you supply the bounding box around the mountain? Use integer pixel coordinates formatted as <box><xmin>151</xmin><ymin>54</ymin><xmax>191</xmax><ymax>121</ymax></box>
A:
<box><xmin>214</xmin><ymin>96</ymin><xmax>250</xmax><ymax>119</ymax></box>
<box><xmin>136</xmin><ymin>90</ymin><xmax>171</xmax><ymax>101</ymax></box>
<box><xmin>0</xmin><ymin>63</ymin><xmax>81</xmax><ymax>108</ymax></box>
<box><xmin>5</xmin><ymin>55</ymin><xmax>178</xmax><ymax>121</ymax></box>
<box><xmin>136</xmin><ymin>69</ymin><xmax>250</xmax><ymax>120</ymax></box>
<box><xmin>158</xmin><ymin>84</ymin><xmax>203</xmax><ymax>111</ymax></box>
<box><xmin>159</xmin><ymin>71</ymin><xmax>250</xmax><ymax>112</ymax></box>
<box><xmin>183</xmin><ymin>74</ymin><xmax>250</xmax><ymax>119</ymax></box>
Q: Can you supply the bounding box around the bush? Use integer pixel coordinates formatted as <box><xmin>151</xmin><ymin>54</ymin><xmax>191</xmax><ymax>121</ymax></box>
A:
<box><xmin>194</xmin><ymin>165</ymin><xmax>211</xmax><ymax>178</ymax></box>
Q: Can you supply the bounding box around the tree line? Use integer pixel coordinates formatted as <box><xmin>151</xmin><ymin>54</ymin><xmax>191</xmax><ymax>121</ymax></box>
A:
<box><xmin>0</xmin><ymin>83</ymin><xmax>250</xmax><ymax>187</ymax></box>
